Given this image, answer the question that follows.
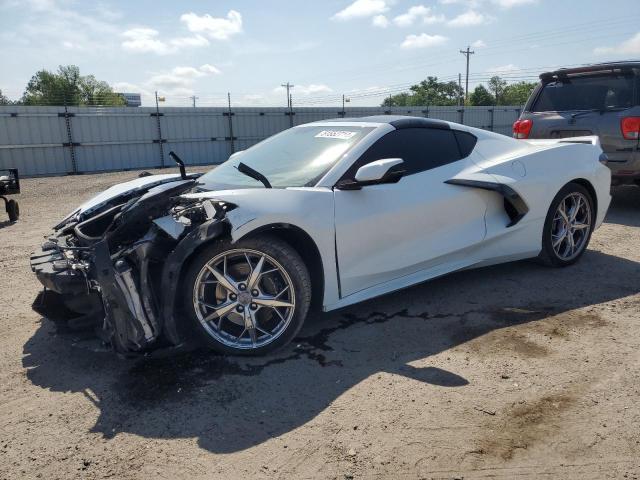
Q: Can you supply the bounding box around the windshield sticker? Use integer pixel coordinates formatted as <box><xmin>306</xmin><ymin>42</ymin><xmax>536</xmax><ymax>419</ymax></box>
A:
<box><xmin>315</xmin><ymin>130</ymin><xmax>357</xmax><ymax>140</ymax></box>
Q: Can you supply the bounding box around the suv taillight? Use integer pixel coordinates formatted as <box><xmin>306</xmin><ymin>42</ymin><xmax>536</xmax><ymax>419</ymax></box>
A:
<box><xmin>621</xmin><ymin>117</ymin><xmax>640</xmax><ymax>140</ymax></box>
<box><xmin>513</xmin><ymin>119</ymin><xmax>533</xmax><ymax>139</ymax></box>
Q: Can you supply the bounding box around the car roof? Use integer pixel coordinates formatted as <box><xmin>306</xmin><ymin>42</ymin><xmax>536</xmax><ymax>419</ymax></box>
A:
<box><xmin>540</xmin><ymin>61</ymin><xmax>640</xmax><ymax>80</ymax></box>
<box><xmin>312</xmin><ymin>115</ymin><xmax>451</xmax><ymax>130</ymax></box>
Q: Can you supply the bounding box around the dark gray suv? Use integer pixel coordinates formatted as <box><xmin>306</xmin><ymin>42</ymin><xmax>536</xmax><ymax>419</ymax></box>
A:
<box><xmin>515</xmin><ymin>62</ymin><xmax>640</xmax><ymax>186</ymax></box>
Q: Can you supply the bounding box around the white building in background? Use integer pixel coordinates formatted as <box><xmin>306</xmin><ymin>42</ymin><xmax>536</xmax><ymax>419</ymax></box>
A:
<box><xmin>117</xmin><ymin>93</ymin><xmax>141</xmax><ymax>107</ymax></box>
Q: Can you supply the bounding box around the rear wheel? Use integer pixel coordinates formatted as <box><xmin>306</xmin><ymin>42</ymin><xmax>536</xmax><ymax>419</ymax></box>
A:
<box><xmin>538</xmin><ymin>182</ymin><xmax>594</xmax><ymax>267</ymax></box>
<box><xmin>182</xmin><ymin>235</ymin><xmax>311</xmax><ymax>355</ymax></box>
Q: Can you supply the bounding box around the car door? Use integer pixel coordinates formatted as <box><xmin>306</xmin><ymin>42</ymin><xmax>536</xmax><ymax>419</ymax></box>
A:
<box><xmin>333</xmin><ymin>127</ymin><xmax>488</xmax><ymax>297</ymax></box>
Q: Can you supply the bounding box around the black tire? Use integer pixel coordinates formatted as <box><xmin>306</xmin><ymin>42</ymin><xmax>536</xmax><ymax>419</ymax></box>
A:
<box><xmin>538</xmin><ymin>182</ymin><xmax>594</xmax><ymax>267</ymax></box>
<box><xmin>6</xmin><ymin>199</ymin><xmax>19</xmax><ymax>222</ymax></box>
<box><xmin>181</xmin><ymin>235</ymin><xmax>311</xmax><ymax>355</ymax></box>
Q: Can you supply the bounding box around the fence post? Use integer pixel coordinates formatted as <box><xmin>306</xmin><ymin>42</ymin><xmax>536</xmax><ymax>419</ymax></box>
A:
<box><xmin>226</xmin><ymin>92</ymin><xmax>235</xmax><ymax>154</ymax></box>
<box><xmin>489</xmin><ymin>108</ymin><xmax>494</xmax><ymax>132</ymax></box>
<box><xmin>153</xmin><ymin>91</ymin><xmax>165</xmax><ymax>167</ymax></box>
<box><xmin>422</xmin><ymin>107</ymin><xmax>430</xmax><ymax>118</ymax></box>
<box><xmin>62</xmin><ymin>99</ymin><xmax>78</xmax><ymax>174</ymax></box>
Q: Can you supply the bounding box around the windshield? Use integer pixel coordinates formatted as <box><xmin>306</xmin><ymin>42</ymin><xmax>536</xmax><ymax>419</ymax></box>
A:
<box><xmin>531</xmin><ymin>74</ymin><xmax>638</xmax><ymax>112</ymax></box>
<box><xmin>198</xmin><ymin>125</ymin><xmax>375</xmax><ymax>190</ymax></box>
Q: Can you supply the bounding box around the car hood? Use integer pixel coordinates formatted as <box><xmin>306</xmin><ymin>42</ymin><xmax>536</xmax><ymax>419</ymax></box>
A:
<box><xmin>77</xmin><ymin>174</ymin><xmax>184</xmax><ymax>214</ymax></box>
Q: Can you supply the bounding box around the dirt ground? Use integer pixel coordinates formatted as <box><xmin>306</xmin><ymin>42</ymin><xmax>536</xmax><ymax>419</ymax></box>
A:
<box><xmin>0</xmin><ymin>168</ymin><xmax>639</xmax><ymax>480</ymax></box>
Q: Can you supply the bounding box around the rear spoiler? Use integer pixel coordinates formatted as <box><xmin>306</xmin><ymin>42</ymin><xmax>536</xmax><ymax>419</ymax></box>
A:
<box><xmin>524</xmin><ymin>136</ymin><xmax>607</xmax><ymax>164</ymax></box>
<box><xmin>523</xmin><ymin>135</ymin><xmax>601</xmax><ymax>148</ymax></box>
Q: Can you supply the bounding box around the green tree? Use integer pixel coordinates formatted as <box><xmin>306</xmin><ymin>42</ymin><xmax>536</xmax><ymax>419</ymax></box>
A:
<box><xmin>79</xmin><ymin>74</ymin><xmax>125</xmax><ymax>106</ymax></box>
<box><xmin>488</xmin><ymin>76</ymin><xmax>507</xmax><ymax>105</ymax></box>
<box><xmin>0</xmin><ymin>89</ymin><xmax>11</xmax><ymax>105</ymax></box>
<box><xmin>469</xmin><ymin>85</ymin><xmax>495</xmax><ymax>106</ymax></box>
<box><xmin>501</xmin><ymin>81</ymin><xmax>537</xmax><ymax>106</ymax></box>
<box><xmin>22</xmin><ymin>65</ymin><xmax>124</xmax><ymax>106</ymax></box>
<box><xmin>382</xmin><ymin>76</ymin><xmax>463</xmax><ymax>107</ymax></box>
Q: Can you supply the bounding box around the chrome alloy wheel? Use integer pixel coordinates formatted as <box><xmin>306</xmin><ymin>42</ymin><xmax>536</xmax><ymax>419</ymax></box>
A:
<box><xmin>192</xmin><ymin>249</ymin><xmax>296</xmax><ymax>350</ymax></box>
<box><xmin>551</xmin><ymin>192</ymin><xmax>592</xmax><ymax>261</ymax></box>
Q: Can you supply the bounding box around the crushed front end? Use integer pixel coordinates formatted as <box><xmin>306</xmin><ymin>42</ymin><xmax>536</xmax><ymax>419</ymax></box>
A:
<box><xmin>30</xmin><ymin>176</ymin><xmax>234</xmax><ymax>355</ymax></box>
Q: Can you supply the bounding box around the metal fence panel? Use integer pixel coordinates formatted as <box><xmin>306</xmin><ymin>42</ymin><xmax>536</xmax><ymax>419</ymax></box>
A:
<box><xmin>0</xmin><ymin>105</ymin><xmax>522</xmax><ymax>177</ymax></box>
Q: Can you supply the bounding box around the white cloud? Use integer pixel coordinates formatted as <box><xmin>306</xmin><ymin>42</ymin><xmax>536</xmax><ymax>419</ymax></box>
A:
<box><xmin>393</xmin><ymin>5</ymin><xmax>445</xmax><ymax>27</ymax></box>
<box><xmin>199</xmin><ymin>64</ymin><xmax>222</xmax><ymax>75</ymax></box>
<box><xmin>423</xmin><ymin>12</ymin><xmax>446</xmax><ymax>24</ymax></box>
<box><xmin>401</xmin><ymin>33</ymin><xmax>448</xmax><ymax>49</ymax></box>
<box><xmin>180</xmin><ymin>10</ymin><xmax>242</xmax><ymax>40</ymax></box>
<box><xmin>112</xmin><ymin>82</ymin><xmax>152</xmax><ymax>96</ymax></box>
<box><xmin>272</xmin><ymin>84</ymin><xmax>333</xmax><ymax>95</ymax></box>
<box><xmin>447</xmin><ymin>10</ymin><xmax>493</xmax><ymax>27</ymax></box>
<box><xmin>121</xmin><ymin>27</ymin><xmax>210</xmax><ymax>55</ymax></box>
<box><xmin>7</xmin><ymin>0</ymin><xmax>121</xmax><ymax>53</ymax></box>
<box><xmin>331</xmin><ymin>0</ymin><xmax>389</xmax><ymax>21</ymax></box>
<box><xmin>147</xmin><ymin>65</ymin><xmax>223</xmax><ymax>94</ymax></box>
<box><xmin>170</xmin><ymin>66</ymin><xmax>207</xmax><ymax>79</ymax></box>
<box><xmin>372</xmin><ymin>14</ymin><xmax>390</xmax><ymax>28</ymax></box>
<box><xmin>122</xmin><ymin>28</ymin><xmax>170</xmax><ymax>55</ymax></box>
<box><xmin>491</xmin><ymin>0</ymin><xmax>537</xmax><ymax>7</ymax></box>
<box><xmin>439</xmin><ymin>0</ymin><xmax>534</xmax><ymax>5</ymax></box>
<box><xmin>471</xmin><ymin>39</ymin><xmax>486</xmax><ymax>48</ymax></box>
<box><xmin>170</xmin><ymin>35</ymin><xmax>209</xmax><ymax>48</ymax></box>
<box><xmin>486</xmin><ymin>63</ymin><xmax>520</xmax><ymax>74</ymax></box>
<box><xmin>594</xmin><ymin>32</ymin><xmax>640</xmax><ymax>56</ymax></box>
<box><xmin>438</xmin><ymin>0</ymin><xmax>481</xmax><ymax>6</ymax></box>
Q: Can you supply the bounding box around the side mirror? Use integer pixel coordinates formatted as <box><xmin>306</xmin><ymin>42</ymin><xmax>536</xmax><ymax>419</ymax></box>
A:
<box><xmin>337</xmin><ymin>158</ymin><xmax>405</xmax><ymax>190</ymax></box>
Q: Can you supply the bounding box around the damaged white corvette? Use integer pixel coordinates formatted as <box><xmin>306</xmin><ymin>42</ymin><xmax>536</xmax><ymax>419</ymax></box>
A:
<box><xmin>31</xmin><ymin>116</ymin><xmax>611</xmax><ymax>356</ymax></box>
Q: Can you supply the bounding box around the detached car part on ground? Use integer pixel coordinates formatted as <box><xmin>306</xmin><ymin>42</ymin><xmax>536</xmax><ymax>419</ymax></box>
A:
<box><xmin>0</xmin><ymin>168</ymin><xmax>20</xmax><ymax>222</ymax></box>
<box><xmin>514</xmin><ymin>61</ymin><xmax>640</xmax><ymax>186</ymax></box>
<box><xmin>31</xmin><ymin>116</ymin><xmax>611</xmax><ymax>356</ymax></box>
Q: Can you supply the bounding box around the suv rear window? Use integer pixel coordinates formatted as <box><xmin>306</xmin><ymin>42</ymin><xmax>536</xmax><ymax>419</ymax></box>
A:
<box><xmin>531</xmin><ymin>74</ymin><xmax>638</xmax><ymax>112</ymax></box>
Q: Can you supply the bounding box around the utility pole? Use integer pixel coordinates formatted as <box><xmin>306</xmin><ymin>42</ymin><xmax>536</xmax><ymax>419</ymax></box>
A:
<box><xmin>288</xmin><ymin>93</ymin><xmax>294</xmax><ymax>127</ymax></box>
<box><xmin>281</xmin><ymin>82</ymin><xmax>294</xmax><ymax>108</ymax></box>
<box><xmin>458</xmin><ymin>73</ymin><xmax>462</xmax><ymax>106</ymax></box>
<box><xmin>190</xmin><ymin>95</ymin><xmax>198</xmax><ymax>107</ymax></box>
<box><xmin>459</xmin><ymin>46</ymin><xmax>475</xmax><ymax>103</ymax></box>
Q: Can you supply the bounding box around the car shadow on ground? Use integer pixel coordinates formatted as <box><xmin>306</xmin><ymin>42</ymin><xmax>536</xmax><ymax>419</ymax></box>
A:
<box><xmin>607</xmin><ymin>186</ymin><xmax>640</xmax><ymax>227</ymax></box>
<box><xmin>22</xmin><ymin>247</ymin><xmax>640</xmax><ymax>453</ymax></box>
<box><xmin>0</xmin><ymin>219</ymin><xmax>16</xmax><ymax>229</ymax></box>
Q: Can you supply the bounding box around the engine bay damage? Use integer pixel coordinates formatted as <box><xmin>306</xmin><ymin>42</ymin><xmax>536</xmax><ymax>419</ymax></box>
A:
<box><xmin>30</xmin><ymin>175</ymin><xmax>236</xmax><ymax>355</ymax></box>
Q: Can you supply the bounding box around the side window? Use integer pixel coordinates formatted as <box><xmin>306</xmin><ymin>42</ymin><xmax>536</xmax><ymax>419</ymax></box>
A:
<box><xmin>343</xmin><ymin>127</ymin><xmax>465</xmax><ymax>180</ymax></box>
<box><xmin>454</xmin><ymin>131</ymin><xmax>477</xmax><ymax>158</ymax></box>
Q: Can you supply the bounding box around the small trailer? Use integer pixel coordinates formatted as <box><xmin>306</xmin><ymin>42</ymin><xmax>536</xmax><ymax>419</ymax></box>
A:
<box><xmin>0</xmin><ymin>169</ymin><xmax>20</xmax><ymax>222</ymax></box>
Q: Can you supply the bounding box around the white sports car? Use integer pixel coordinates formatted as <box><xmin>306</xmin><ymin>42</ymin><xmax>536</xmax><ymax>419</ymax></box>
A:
<box><xmin>31</xmin><ymin>116</ymin><xmax>611</xmax><ymax>356</ymax></box>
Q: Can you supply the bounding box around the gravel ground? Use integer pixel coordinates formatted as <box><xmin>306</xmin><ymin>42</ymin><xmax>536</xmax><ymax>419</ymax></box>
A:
<box><xmin>0</xmin><ymin>169</ymin><xmax>639</xmax><ymax>480</ymax></box>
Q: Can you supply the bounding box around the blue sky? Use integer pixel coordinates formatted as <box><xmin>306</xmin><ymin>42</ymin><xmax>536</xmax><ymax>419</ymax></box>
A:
<box><xmin>1</xmin><ymin>0</ymin><xmax>639</xmax><ymax>106</ymax></box>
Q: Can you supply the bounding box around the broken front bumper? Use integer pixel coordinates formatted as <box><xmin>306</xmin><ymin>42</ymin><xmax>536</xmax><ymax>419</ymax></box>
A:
<box><xmin>30</xmin><ymin>215</ymin><xmax>229</xmax><ymax>355</ymax></box>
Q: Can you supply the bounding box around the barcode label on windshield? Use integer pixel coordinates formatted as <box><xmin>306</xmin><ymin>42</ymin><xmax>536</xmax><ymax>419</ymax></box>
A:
<box><xmin>315</xmin><ymin>130</ymin><xmax>357</xmax><ymax>140</ymax></box>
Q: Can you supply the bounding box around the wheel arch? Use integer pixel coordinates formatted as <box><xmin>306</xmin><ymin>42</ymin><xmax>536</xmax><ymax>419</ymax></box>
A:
<box><xmin>569</xmin><ymin>178</ymin><xmax>598</xmax><ymax>214</ymax></box>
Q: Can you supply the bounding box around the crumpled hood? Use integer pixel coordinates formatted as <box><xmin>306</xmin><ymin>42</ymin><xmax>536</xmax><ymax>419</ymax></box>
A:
<box><xmin>77</xmin><ymin>174</ymin><xmax>183</xmax><ymax>215</ymax></box>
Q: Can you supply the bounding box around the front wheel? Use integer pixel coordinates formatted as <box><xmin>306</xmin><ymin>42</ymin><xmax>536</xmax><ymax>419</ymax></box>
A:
<box><xmin>538</xmin><ymin>182</ymin><xmax>595</xmax><ymax>267</ymax></box>
<box><xmin>182</xmin><ymin>235</ymin><xmax>311</xmax><ymax>355</ymax></box>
